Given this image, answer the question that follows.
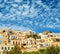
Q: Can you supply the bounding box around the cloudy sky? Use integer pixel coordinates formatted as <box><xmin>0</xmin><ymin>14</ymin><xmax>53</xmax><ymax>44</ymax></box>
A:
<box><xmin>0</xmin><ymin>0</ymin><xmax>60</xmax><ymax>33</ymax></box>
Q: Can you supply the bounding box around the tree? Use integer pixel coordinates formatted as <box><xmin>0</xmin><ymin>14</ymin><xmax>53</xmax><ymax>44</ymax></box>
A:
<box><xmin>39</xmin><ymin>49</ymin><xmax>46</xmax><ymax>54</ymax></box>
<box><xmin>31</xmin><ymin>51</ymin><xmax>39</xmax><ymax>54</ymax></box>
<box><xmin>23</xmin><ymin>51</ymin><xmax>29</xmax><ymax>54</ymax></box>
<box><xmin>23</xmin><ymin>51</ymin><xmax>39</xmax><ymax>54</ymax></box>
<box><xmin>54</xmin><ymin>46</ymin><xmax>60</xmax><ymax>54</ymax></box>
<box><xmin>27</xmin><ymin>34</ymin><xmax>41</xmax><ymax>39</ymax></box>
<box><xmin>38</xmin><ymin>46</ymin><xmax>60</xmax><ymax>54</ymax></box>
<box><xmin>46</xmin><ymin>46</ymin><xmax>60</xmax><ymax>54</ymax></box>
<box><xmin>33</xmin><ymin>34</ymin><xmax>38</xmax><ymax>39</ymax></box>
<box><xmin>9</xmin><ymin>45</ymin><xmax>21</xmax><ymax>54</ymax></box>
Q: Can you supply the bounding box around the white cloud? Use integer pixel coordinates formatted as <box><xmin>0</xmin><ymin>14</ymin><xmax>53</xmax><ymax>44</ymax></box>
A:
<box><xmin>0</xmin><ymin>0</ymin><xmax>60</xmax><ymax>32</ymax></box>
<box><xmin>11</xmin><ymin>3</ymin><xmax>18</xmax><ymax>8</ymax></box>
<box><xmin>14</xmin><ymin>0</ymin><xmax>22</xmax><ymax>2</ymax></box>
<box><xmin>0</xmin><ymin>24</ymin><xmax>32</xmax><ymax>31</ymax></box>
<box><xmin>0</xmin><ymin>13</ymin><xmax>3</xmax><ymax>18</ymax></box>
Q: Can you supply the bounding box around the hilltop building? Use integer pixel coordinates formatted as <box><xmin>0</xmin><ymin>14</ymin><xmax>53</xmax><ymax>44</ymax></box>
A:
<box><xmin>0</xmin><ymin>29</ymin><xmax>60</xmax><ymax>54</ymax></box>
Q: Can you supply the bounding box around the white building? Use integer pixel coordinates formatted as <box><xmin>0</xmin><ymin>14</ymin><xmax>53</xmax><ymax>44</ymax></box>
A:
<box><xmin>38</xmin><ymin>33</ymin><xmax>48</xmax><ymax>39</ymax></box>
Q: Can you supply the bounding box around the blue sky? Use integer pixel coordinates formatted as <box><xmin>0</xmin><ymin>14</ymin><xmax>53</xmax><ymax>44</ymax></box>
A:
<box><xmin>0</xmin><ymin>0</ymin><xmax>60</xmax><ymax>33</ymax></box>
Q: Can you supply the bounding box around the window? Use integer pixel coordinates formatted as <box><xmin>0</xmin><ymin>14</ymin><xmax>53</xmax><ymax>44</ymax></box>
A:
<box><xmin>40</xmin><ymin>44</ymin><xmax>43</xmax><ymax>46</ymax></box>
<box><xmin>50</xmin><ymin>35</ymin><xmax>53</xmax><ymax>37</ymax></box>
<box><xmin>56</xmin><ymin>39</ymin><xmax>60</xmax><ymax>42</ymax></box>
<box><xmin>1</xmin><ymin>47</ymin><xmax>3</xmax><ymax>50</ymax></box>
<box><xmin>11</xmin><ymin>47</ymin><xmax>13</xmax><ymax>49</ymax></box>
<box><xmin>23</xmin><ymin>44</ymin><xmax>26</xmax><ymax>46</ymax></box>
<box><xmin>16</xmin><ymin>41</ymin><xmax>17</xmax><ymax>45</ymax></box>
<box><xmin>11</xmin><ymin>36</ymin><xmax>16</xmax><ymax>39</ymax></box>
<box><xmin>8</xmin><ymin>47</ymin><xmax>10</xmax><ymax>50</ymax></box>
<box><xmin>13</xmin><ymin>41</ymin><xmax>14</xmax><ymax>44</ymax></box>
<box><xmin>5</xmin><ymin>47</ymin><xmax>7</xmax><ymax>50</ymax></box>
<box><xmin>45</xmin><ymin>43</ymin><xmax>50</xmax><ymax>47</ymax></box>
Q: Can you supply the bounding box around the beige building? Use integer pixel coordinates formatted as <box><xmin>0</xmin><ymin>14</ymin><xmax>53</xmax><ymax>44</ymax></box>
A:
<box><xmin>0</xmin><ymin>43</ymin><xmax>14</xmax><ymax>54</ymax></box>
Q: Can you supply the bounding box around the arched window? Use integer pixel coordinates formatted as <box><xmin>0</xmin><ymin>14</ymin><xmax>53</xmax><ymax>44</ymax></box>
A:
<box><xmin>11</xmin><ymin>47</ymin><xmax>13</xmax><ymax>49</ymax></box>
<box><xmin>5</xmin><ymin>47</ymin><xmax>7</xmax><ymax>50</ymax></box>
<box><xmin>8</xmin><ymin>47</ymin><xmax>10</xmax><ymax>50</ymax></box>
<box><xmin>13</xmin><ymin>41</ymin><xmax>14</xmax><ymax>45</ymax></box>
<box><xmin>16</xmin><ymin>41</ymin><xmax>17</xmax><ymax>45</ymax></box>
<box><xmin>1</xmin><ymin>47</ymin><xmax>3</xmax><ymax>50</ymax></box>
